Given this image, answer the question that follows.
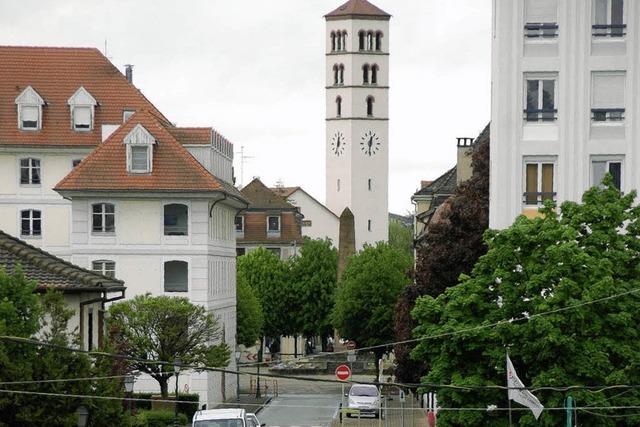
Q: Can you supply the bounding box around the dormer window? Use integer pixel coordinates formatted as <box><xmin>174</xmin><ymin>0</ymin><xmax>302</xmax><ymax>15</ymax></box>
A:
<box><xmin>68</xmin><ymin>87</ymin><xmax>97</xmax><ymax>132</ymax></box>
<box><xmin>124</xmin><ymin>124</ymin><xmax>156</xmax><ymax>173</ymax></box>
<box><xmin>15</xmin><ymin>86</ymin><xmax>44</xmax><ymax>131</ymax></box>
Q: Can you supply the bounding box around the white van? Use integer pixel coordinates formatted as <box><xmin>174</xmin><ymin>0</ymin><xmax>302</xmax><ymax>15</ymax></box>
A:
<box><xmin>192</xmin><ymin>409</ymin><xmax>247</xmax><ymax>427</ymax></box>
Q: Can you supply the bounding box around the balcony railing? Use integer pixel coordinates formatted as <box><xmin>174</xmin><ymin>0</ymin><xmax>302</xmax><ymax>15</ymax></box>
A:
<box><xmin>525</xmin><ymin>23</ymin><xmax>558</xmax><ymax>38</ymax></box>
<box><xmin>591</xmin><ymin>108</ymin><xmax>625</xmax><ymax>122</ymax></box>
<box><xmin>524</xmin><ymin>109</ymin><xmax>558</xmax><ymax>122</ymax></box>
<box><xmin>592</xmin><ymin>24</ymin><xmax>626</xmax><ymax>37</ymax></box>
<box><xmin>523</xmin><ymin>192</ymin><xmax>556</xmax><ymax>206</ymax></box>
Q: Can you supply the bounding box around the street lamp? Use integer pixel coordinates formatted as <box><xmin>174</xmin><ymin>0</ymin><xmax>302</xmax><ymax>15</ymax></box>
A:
<box><xmin>76</xmin><ymin>405</ymin><xmax>89</xmax><ymax>427</ymax></box>
<box><xmin>174</xmin><ymin>357</ymin><xmax>182</xmax><ymax>426</ymax></box>
<box><xmin>124</xmin><ymin>375</ymin><xmax>135</xmax><ymax>414</ymax></box>
<box><xmin>235</xmin><ymin>351</ymin><xmax>241</xmax><ymax>403</ymax></box>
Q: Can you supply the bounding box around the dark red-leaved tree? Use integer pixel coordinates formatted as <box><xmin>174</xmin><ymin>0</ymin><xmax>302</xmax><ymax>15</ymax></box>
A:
<box><xmin>394</xmin><ymin>125</ymin><xmax>490</xmax><ymax>384</ymax></box>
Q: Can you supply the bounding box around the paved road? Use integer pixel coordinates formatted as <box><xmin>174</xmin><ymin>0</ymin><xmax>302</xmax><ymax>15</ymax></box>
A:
<box><xmin>259</xmin><ymin>394</ymin><xmax>341</xmax><ymax>427</ymax></box>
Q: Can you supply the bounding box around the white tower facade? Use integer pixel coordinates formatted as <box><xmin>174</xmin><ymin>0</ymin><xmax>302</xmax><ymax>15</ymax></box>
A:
<box><xmin>325</xmin><ymin>0</ymin><xmax>390</xmax><ymax>249</ymax></box>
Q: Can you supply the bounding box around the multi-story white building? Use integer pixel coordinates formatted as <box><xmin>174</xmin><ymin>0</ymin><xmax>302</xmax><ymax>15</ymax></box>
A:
<box><xmin>491</xmin><ymin>0</ymin><xmax>636</xmax><ymax>228</ymax></box>
<box><xmin>325</xmin><ymin>0</ymin><xmax>390</xmax><ymax>249</ymax></box>
<box><xmin>0</xmin><ymin>46</ymin><xmax>244</xmax><ymax>406</ymax></box>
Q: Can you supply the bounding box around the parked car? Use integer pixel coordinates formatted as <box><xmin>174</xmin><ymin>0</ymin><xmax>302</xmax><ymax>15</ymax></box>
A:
<box><xmin>192</xmin><ymin>408</ymin><xmax>248</xmax><ymax>427</ymax></box>
<box><xmin>347</xmin><ymin>384</ymin><xmax>383</xmax><ymax>418</ymax></box>
<box><xmin>246</xmin><ymin>413</ymin><xmax>265</xmax><ymax>427</ymax></box>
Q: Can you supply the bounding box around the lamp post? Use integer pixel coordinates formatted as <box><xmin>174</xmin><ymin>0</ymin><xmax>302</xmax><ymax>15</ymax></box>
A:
<box><xmin>174</xmin><ymin>357</ymin><xmax>182</xmax><ymax>427</ymax></box>
<box><xmin>76</xmin><ymin>405</ymin><xmax>89</xmax><ymax>427</ymax></box>
<box><xmin>124</xmin><ymin>375</ymin><xmax>135</xmax><ymax>415</ymax></box>
<box><xmin>235</xmin><ymin>351</ymin><xmax>241</xmax><ymax>403</ymax></box>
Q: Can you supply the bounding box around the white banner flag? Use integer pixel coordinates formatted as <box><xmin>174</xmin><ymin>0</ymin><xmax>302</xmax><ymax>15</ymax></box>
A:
<box><xmin>506</xmin><ymin>355</ymin><xmax>544</xmax><ymax>420</ymax></box>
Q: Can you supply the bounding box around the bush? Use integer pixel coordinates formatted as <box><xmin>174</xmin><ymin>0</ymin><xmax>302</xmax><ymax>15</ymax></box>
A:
<box><xmin>133</xmin><ymin>410</ymin><xmax>188</xmax><ymax>427</ymax></box>
<box><xmin>131</xmin><ymin>393</ymin><xmax>198</xmax><ymax>420</ymax></box>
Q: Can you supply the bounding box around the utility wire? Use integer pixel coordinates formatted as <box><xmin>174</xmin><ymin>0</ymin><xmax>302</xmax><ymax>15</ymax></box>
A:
<box><xmin>0</xmin><ymin>375</ymin><xmax>130</xmax><ymax>386</ymax></box>
<box><xmin>240</xmin><ymin>284</ymin><xmax>640</xmax><ymax>368</ymax></box>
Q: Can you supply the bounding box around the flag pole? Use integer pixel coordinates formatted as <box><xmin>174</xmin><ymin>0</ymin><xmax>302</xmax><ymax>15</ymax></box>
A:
<box><xmin>507</xmin><ymin>347</ymin><xmax>513</xmax><ymax>427</ymax></box>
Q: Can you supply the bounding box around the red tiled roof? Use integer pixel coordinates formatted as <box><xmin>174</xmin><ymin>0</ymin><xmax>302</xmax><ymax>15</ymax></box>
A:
<box><xmin>55</xmin><ymin>110</ymin><xmax>227</xmax><ymax>193</ymax></box>
<box><xmin>0</xmin><ymin>46</ymin><xmax>169</xmax><ymax>147</ymax></box>
<box><xmin>169</xmin><ymin>127</ymin><xmax>212</xmax><ymax>145</ymax></box>
<box><xmin>241</xmin><ymin>178</ymin><xmax>297</xmax><ymax>210</ymax></box>
<box><xmin>325</xmin><ymin>0</ymin><xmax>390</xmax><ymax>18</ymax></box>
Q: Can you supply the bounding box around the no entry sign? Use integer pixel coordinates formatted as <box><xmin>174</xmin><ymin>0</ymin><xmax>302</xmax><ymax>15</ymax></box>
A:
<box><xmin>335</xmin><ymin>364</ymin><xmax>352</xmax><ymax>381</ymax></box>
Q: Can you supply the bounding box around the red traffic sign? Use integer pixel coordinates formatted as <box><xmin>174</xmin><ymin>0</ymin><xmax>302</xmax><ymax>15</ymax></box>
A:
<box><xmin>335</xmin><ymin>364</ymin><xmax>352</xmax><ymax>381</ymax></box>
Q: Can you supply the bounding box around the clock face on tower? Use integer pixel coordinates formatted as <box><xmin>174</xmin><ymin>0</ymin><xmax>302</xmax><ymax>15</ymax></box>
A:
<box><xmin>331</xmin><ymin>131</ymin><xmax>346</xmax><ymax>156</ymax></box>
<box><xmin>360</xmin><ymin>130</ymin><xmax>381</xmax><ymax>156</ymax></box>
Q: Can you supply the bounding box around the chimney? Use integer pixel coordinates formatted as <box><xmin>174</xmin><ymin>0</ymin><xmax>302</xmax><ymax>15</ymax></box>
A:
<box><xmin>456</xmin><ymin>137</ymin><xmax>475</xmax><ymax>184</ymax></box>
<box><xmin>124</xmin><ymin>64</ymin><xmax>134</xmax><ymax>84</ymax></box>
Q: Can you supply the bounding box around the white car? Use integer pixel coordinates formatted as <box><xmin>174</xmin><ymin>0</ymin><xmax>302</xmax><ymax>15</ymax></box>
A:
<box><xmin>347</xmin><ymin>384</ymin><xmax>383</xmax><ymax>418</ymax></box>
<box><xmin>192</xmin><ymin>408</ymin><xmax>248</xmax><ymax>427</ymax></box>
<box><xmin>246</xmin><ymin>413</ymin><xmax>265</xmax><ymax>427</ymax></box>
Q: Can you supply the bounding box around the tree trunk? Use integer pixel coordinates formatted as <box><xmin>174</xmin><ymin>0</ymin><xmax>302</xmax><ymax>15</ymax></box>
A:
<box><xmin>256</xmin><ymin>336</ymin><xmax>263</xmax><ymax>398</ymax></box>
<box><xmin>158</xmin><ymin>375</ymin><xmax>170</xmax><ymax>399</ymax></box>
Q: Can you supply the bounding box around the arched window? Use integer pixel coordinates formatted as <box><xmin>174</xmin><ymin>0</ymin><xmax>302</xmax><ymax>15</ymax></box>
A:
<box><xmin>367</xmin><ymin>31</ymin><xmax>374</xmax><ymax>50</ymax></box>
<box><xmin>339</xmin><ymin>64</ymin><xmax>345</xmax><ymax>85</ymax></box>
<box><xmin>366</xmin><ymin>96</ymin><xmax>375</xmax><ymax>117</ymax></box>
<box><xmin>164</xmin><ymin>260</ymin><xmax>188</xmax><ymax>292</ymax></box>
<box><xmin>336</xmin><ymin>32</ymin><xmax>342</xmax><ymax>51</ymax></box>
<box><xmin>375</xmin><ymin>31</ymin><xmax>383</xmax><ymax>51</ymax></box>
<box><xmin>164</xmin><ymin>203</ymin><xmax>188</xmax><ymax>236</ymax></box>
<box><xmin>333</xmin><ymin>65</ymin><xmax>339</xmax><ymax>85</ymax></box>
<box><xmin>341</xmin><ymin>31</ymin><xmax>348</xmax><ymax>50</ymax></box>
<box><xmin>330</xmin><ymin>32</ymin><xmax>336</xmax><ymax>52</ymax></box>
<box><xmin>336</xmin><ymin>96</ymin><xmax>342</xmax><ymax>117</ymax></box>
<box><xmin>362</xmin><ymin>64</ymin><xmax>370</xmax><ymax>84</ymax></box>
<box><xmin>358</xmin><ymin>31</ymin><xmax>365</xmax><ymax>50</ymax></box>
<box><xmin>371</xmin><ymin>65</ymin><xmax>379</xmax><ymax>85</ymax></box>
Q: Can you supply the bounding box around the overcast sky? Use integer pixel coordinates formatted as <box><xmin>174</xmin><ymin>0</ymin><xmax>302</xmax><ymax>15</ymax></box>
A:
<box><xmin>1</xmin><ymin>0</ymin><xmax>491</xmax><ymax>215</ymax></box>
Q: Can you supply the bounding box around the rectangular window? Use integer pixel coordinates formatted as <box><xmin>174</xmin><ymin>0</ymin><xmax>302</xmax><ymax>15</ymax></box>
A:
<box><xmin>235</xmin><ymin>216</ymin><xmax>244</xmax><ymax>232</ymax></box>
<box><xmin>367</xmin><ymin>219</ymin><xmax>372</xmax><ymax>231</ymax></box>
<box><xmin>301</xmin><ymin>220</ymin><xmax>312</xmax><ymax>227</ymax></box>
<box><xmin>130</xmin><ymin>146</ymin><xmax>149</xmax><ymax>172</ymax></box>
<box><xmin>594</xmin><ymin>0</ymin><xmax>625</xmax><ymax>37</ymax></box>
<box><xmin>592</xmin><ymin>159</ymin><xmax>622</xmax><ymax>189</ymax></box>
<box><xmin>267</xmin><ymin>216</ymin><xmax>281</xmax><ymax>233</ymax></box>
<box><xmin>87</xmin><ymin>307</ymin><xmax>94</xmax><ymax>351</ymax></box>
<box><xmin>20</xmin><ymin>210</ymin><xmax>41</xmax><ymax>237</ymax></box>
<box><xmin>236</xmin><ymin>247</ymin><xmax>246</xmax><ymax>257</ymax></box>
<box><xmin>20</xmin><ymin>106</ymin><xmax>39</xmax><ymax>130</ymax></box>
<box><xmin>524</xmin><ymin>0</ymin><xmax>558</xmax><ymax>38</ymax></box>
<box><xmin>73</xmin><ymin>106</ymin><xmax>91</xmax><ymax>130</ymax></box>
<box><xmin>592</xmin><ymin>73</ymin><xmax>625</xmax><ymax>122</ymax></box>
<box><xmin>267</xmin><ymin>247</ymin><xmax>281</xmax><ymax>258</ymax></box>
<box><xmin>524</xmin><ymin>161</ymin><xmax>555</xmax><ymax>205</ymax></box>
<box><xmin>164</xmin><ymin>261</ymin><xmax>188</xmax><ymax>292</ymax></box>
<box><xmin>368</xmin><ymin>179</ymin><xmax>373</xmax><ymax>191</ymax></box>
<box><xmin>525</xmin><ymin>76</ymin><xmax>557</xmax><ymax>122</ymax></box>
<box><xmin>92</xmin><ymin>203</ymin><xmax>115</xmax><ymax>233</ymax></box>
<box><xmin>19</xmin><ymin>158</ymin><xmax>41</xmax><ymax>185</ymax></box>
<box><xmin>92</xmin><ymin>260</ymin><xmax>116</xmax><ymax>278</ymax></box>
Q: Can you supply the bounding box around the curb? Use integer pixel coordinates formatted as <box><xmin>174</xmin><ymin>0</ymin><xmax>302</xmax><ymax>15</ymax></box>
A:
<box><xmin>255</xmin><ymin>396</ymin><xmax>273</xmax><ymax>414</ymax></box>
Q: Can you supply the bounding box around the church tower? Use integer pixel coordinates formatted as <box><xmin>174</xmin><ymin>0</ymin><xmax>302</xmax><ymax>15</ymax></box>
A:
<box><xmin>325</xmin><ymin>0</ymin><xmax>390</xmax><ymax>250</ymax></box>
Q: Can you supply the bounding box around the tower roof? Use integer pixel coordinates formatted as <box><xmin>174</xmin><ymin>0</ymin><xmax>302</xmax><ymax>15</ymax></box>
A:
<box><xmin>325</xmin><ymin>0</ymin><xmax>391</xmax><ymax>20</ymax></box>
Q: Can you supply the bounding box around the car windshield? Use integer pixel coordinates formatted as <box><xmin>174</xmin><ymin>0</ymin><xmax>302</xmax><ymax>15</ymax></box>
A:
<box><xmin>350</xmin><ymin>386</ymin><xmax>378</xmax><ymax>397</ymax></box>
<box><xmin>194</xmin><ymin>420</ymin><xmax>244</xmax><ymax>427</ymax></box>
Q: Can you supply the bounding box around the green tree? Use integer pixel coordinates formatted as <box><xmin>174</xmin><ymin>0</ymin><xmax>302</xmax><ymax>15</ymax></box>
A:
<box><xmin>388</xmin><ymin>219</ymin><xmax>414</xmax><ymax>260</ymax></box>
<box><xmin>237</xmin><ymin>248</ymin><xmax>293</xmax><ymax>340</ymax></box>
<box><xmin>290</xmin><ymin>238</ymin><xmax>338</xmax><ymax>347</ymax></box>
<box><xmin>108</xmin><ymin>294</ymin><xmax>230</xmax><ymax>398</ymax></box>
<box><xmin>412</xmin><ymin>178</ymin><xmax>640</xmax><ymax>426</ymax></box>
<box><xmin>0</xmin><ymin>269</ymin><xmax>127</xmax><ymax>426</ymax></box>
<box><xmin>332</xmin><ymin>242</ymin><xmax>412</xmax><ymax>361</ymax></box>
<box><xmin>236</xmin><ymin>279</ymin><xmax>264</xmax><ymax>347</ymax></box>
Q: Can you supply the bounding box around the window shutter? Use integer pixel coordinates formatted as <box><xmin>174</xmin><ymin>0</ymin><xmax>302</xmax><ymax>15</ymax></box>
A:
<box><xmin>592</xmin><ymin>161</ymin><xmax>607</xmax><ymax>186</ymax></box>
<box><xmin>593</xmin><ymin>74</ymin><xmax>625</xmax><ymax>109</ymax></box>
<box><xmin>131</xmin><ymin>146</ymin><xmax>149</xmax><ymax>171</ymax></box>
<box><xmin>73</xmin><ymin>107</ymin><xmax>91</xmax><ymax>127</ymax></box>
<box><xmin>541</xmin><ymin>164</ymin><xmax>554</xmax><ymax>194</ymax></box>
<box><xmin>525</xmin><ymin>0</ymin><xmax>557</xmax><ymax>23</ymax></box>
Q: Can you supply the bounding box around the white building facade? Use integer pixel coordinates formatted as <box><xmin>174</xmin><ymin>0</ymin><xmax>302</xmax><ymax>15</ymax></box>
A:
<box><xmin>325</xmin><ymin>0</ymin><xmax>390</xmax><ymax>249</ymax></box>
<box><xmin>491</xmin><ymin>0</ymin><xmax>638</xmax><ymax>228</ymax></box>
<box><xmin>0</xmin><ymin>47</ymin><xmax>244</xmax><ymax>406</ymax></box>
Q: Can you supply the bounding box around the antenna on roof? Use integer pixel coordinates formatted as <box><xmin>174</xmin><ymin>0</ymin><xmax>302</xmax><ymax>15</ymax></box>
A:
<box><xmin>275</xmin><ymin>179</ymin><xmax>284</xmax><ymax>188</ymax></box>
<box><xmin>234</xmin><ymin>146</ymin><xmax>254</xmax><ymax>188</ymax></box>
